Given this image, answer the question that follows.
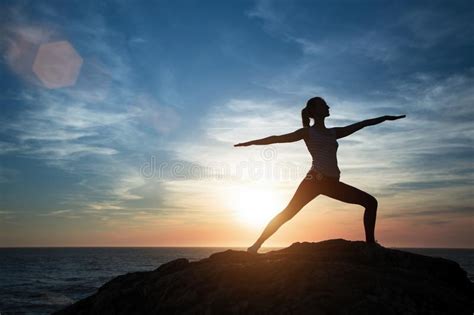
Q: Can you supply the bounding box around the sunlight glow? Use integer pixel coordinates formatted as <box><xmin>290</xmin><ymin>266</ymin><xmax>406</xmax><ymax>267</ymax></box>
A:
<box><xmin>231</xmin><ymin>187</ymin><xmax>283</xmax><ymax>227</ymax></box>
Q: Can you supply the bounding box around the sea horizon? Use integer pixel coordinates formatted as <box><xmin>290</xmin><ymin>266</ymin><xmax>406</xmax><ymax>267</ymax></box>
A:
<box><xmin>1</xmin><ymin>245</ymin><xmax>473</xmax><ymax>249</ymax></box>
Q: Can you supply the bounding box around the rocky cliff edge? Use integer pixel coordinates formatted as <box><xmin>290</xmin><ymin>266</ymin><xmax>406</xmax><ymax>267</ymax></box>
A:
<box><xmin>54</xmin><ymin>239</ymin><xmax>473</xmax><ymax>315</ymax></box>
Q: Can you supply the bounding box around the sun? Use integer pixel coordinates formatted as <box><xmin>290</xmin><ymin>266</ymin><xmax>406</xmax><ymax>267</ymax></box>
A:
<box><xmin>231</xmin><ymin>187</ymin><xmax>283</xmax><ymax>227</ymax></box>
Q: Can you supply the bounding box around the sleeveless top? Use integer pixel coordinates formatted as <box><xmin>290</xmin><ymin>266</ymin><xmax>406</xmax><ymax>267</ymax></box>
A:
<box><xmin>303</xmin><ymin>127</ymin><xmax>341</xmax><ymax>179</ymax></box>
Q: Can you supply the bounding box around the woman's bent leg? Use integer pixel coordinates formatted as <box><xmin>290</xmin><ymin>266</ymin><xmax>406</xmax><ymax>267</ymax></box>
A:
<box><xmin>248</xmin><ymin>176</ymin><xmax>320</xmax><ymax>252</ymax></box>
<box><xmin>321</xmin><ymin>180</ymin><xmax>378</xmax><ymax>243</ymax></box>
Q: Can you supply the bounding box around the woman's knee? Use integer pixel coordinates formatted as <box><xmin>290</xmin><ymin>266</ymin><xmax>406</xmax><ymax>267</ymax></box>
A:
<box><xmin>364</xmin><ymin>195</ymin><xmax>378</xmax><ymax>210</ymax></box>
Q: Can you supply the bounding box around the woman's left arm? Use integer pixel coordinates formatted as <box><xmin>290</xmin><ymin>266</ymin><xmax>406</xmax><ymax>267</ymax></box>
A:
<box><xmin>333</xmin><ymin>115</ymin><xmax>405</xmax><ymax>139</ymax></box>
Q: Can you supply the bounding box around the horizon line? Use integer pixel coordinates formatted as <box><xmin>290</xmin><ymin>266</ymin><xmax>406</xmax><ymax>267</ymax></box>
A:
<box><xmin>1</xmin><ymin>245</ymin><xmax>473</xmax><ymax>249</ymax></box>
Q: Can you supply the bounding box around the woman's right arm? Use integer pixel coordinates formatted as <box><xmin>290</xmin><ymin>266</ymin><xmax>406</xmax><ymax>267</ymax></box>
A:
<box><xmin>234</xmin><ymin>128</ymin><xmax>307</xmax><ymax>147</ymax></box>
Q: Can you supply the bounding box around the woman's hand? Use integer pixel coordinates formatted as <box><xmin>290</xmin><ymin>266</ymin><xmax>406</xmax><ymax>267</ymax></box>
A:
<box><xmin>234</xmin><ymin>141</ymin><xmax>254</xmax><ymax>147</ymax></box>
<box><xmin>384</xmin><ymin>115</ymin><xmax>406</xmax><ymax>121</ymax></box>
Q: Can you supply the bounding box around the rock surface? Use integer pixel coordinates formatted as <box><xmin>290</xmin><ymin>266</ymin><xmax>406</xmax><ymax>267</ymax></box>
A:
<box><xmin>55</xmin><ymin>239</ymin><xmax>473</xmax><ymax>314</ymax></box>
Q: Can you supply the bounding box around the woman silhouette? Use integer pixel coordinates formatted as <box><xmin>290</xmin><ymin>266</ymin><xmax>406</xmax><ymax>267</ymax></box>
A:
<box><xmin>234</xmin><ymin>97</ymin><xmax>405</xmax><ymax>253</ymax></box>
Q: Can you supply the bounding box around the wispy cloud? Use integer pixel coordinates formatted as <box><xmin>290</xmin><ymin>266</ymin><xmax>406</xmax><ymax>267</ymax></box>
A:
<box><xmin>247</xmin><ymin>0</ymin><xmax>473</xmax><ymax>63</ymax></box>
<box><xmin>0</xmin><ymin>3</ymin><xmax>182</xmax><ymax>225</ymax></box>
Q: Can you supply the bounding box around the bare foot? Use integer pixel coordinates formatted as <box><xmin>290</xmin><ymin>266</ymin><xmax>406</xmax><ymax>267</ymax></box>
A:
<box><xmin>367</xmin><ymin>240</ymin><xmax>382</xmax><ymax>248</ymax></box>
<box><xmin>247</xmin><ymin>244</ymin><xmax>260</xmax><ymax>254</ymax></box>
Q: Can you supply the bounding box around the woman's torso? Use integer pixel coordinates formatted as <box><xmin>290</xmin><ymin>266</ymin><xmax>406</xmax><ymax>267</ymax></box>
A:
<box><xmin>303</xmin><ymin>126</ymin><xmax>341</xmax><ymax>179</ymax></box>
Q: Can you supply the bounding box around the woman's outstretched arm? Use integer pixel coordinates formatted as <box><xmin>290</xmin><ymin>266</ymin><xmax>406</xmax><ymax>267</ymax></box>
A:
<box><xmin>234</xmin><ymin>128</ymin><xmax>307</xmax><ymax>147</ymax></box>
<box><xmin>333</xmin><ymin>115</ymin><xmax>405</xmax><ymax>139</ymax></box>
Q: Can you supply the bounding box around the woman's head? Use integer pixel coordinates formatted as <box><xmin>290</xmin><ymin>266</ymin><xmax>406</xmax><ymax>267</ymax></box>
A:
<box><xmin>301</xmin><ymin>97</ymin><xmax>330</xmax><ymax>127</ymax></box>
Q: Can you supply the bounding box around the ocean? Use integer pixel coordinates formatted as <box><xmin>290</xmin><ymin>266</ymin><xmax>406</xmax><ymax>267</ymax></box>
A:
<box><xmin>0</xmin><ymin>247</ymin><xmax>472</xmax><ymax>314</ymax></box>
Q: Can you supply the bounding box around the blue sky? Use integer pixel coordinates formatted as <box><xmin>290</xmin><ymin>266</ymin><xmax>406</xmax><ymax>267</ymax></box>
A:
<box><xmin>0</xmin><ymin>0</ymin><xmax>473</xmax><ymax>247</ymax></box>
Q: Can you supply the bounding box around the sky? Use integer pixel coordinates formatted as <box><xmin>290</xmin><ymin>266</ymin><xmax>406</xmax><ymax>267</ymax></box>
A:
<box><xmin>0</xmin><ymin>0</ymin><xmax>472</xmax><ymax>248</ymax></box>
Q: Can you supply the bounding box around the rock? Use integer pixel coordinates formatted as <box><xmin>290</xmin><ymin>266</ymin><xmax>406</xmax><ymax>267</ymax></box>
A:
<box><xmin>54</xmin><ymin>239</ymin><xmax>473</xmax><ymax>315</ymax></box>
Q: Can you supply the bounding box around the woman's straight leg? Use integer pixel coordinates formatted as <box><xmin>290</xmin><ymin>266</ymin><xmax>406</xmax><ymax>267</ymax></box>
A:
<box><xmin>320</xmin><ymin>180</ymin><xmax>378</xmax><ymax>243</ymax></box>
<box><xmin>248</xmin><ymin>175</ymin><xmax>321</xmax><ymax>252</ymax></box>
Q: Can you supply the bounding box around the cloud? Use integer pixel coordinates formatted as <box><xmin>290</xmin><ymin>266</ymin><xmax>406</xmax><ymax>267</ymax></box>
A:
<box><xmin>246</xmin><ymin>0</ymin><xmax>281</xmax><ymax>32</ymax></box>
<box><xmin>0</xmin><ymin>89</ymin><xmax>134</xmax><ymax>160</ymax></box>
<box><xmin>399</xmin><ymin>7</ymin><xmax>473</xmax><ymax>49</ymax></box>
<box><xmin>38</xmin><ymin>209</ymin><xmax>81</xmax><ymax>219</ymax></box>
<box><xmin>388</xmin><ymin>179</ymin><xmax>473</xmax><ymax>191</ymax></box>
<box><xmin>0</xmin><ymin>165</ymin><xmax>19</xmax><ymax>184</ymax></box>
<box><xmin>246</xmin><ymin>0</ymin><xmax>474</xmax><ymax>69</ymax></box>
<box><xmin>0</xmin><ymin>210</ymin><xmax>16</xmax><ymax>218</ymax></box>
<box><xmin>133</xmin><ymin>94</ymin><xmax>181</xmax><ymax>134</ymax></box>
<box><xmin>169</xmin><ymin>98</ymin><xmax>311</xmax><ymax>177</ymax></box>
<box><xmin>383</xmin><ymin>205</ymin><xmax>474</xmax><ymax>219</ymax></box>
<box><xmin>0</xmin><ymin>3</ymin><xmax>182</xmax><ymax>225</ymax></box>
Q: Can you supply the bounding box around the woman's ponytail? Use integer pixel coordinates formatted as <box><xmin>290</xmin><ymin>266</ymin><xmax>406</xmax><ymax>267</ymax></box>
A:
<box><xmin>301</xmin><ymin>107</ymin><xmax>310</xmax><ymax>127</ymax></box>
